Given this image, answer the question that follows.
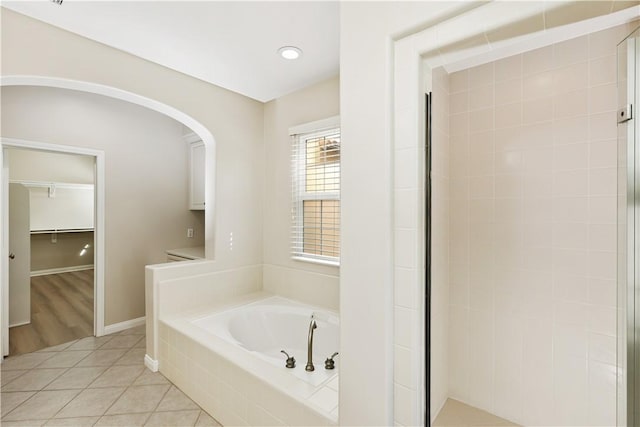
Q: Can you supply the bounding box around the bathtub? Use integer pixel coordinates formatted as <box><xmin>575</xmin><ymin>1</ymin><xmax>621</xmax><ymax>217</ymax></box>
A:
<box><xmin>157</xmin><ymin>292</ymin><xmax>340</xmax><ymax>426</ymax></box>
<box><xmin>192</xmin><ymin>296</ymin><xmax>339</xmax><ymax>386</ymax></box>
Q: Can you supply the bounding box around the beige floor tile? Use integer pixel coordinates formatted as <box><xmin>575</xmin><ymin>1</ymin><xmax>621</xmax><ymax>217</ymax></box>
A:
<box><xmin>45</xmin><ymin>367</ymin><xmax>107</xmax><ymax>390</ymax></box>
<box><xmin>1</xmin><ymin>391</ymin><xmax>36</xmax><ymax>417</ymax></box>
<box><xmin>2</xmin><ymin>368</ymin><xmax>67</xmax><ymax>392</ymax></box>
<box><xmin>133</xmin><ymin>370</ymin><xmax>170</xmax><ymax>386</ymax></box>
<box><xmin>66</xmin><ymin>336</ymin><xmax>113</xmax><ymax>351</ymax></box>
<box><xmin>114</xmin><ymin>348</ymin><xmax>146</xmax><ymax>366</ymax></box>
<box><xmin>145</xmin><ymin>409</ymin><xmax>200</xmax><ymax>426</ymax></box>
<box><xmin>37</xmin><ymin>351</ymin><xmax>93</xmax><ymax>369</ymax></box>
<box><xmin>100</xmin><ymin>335</ymin><xmax>144</xmax><ymax>350</ymax></box>
<box><xmin>95</xmin><ymin>412</ymin><xmax>151</xmax><ymax>426</ymax></box>
<box><xmin>44</xmin><ymin>416</ymin><xmax>100</xmax><ymax>426</ymax></box>
<box><xmin>75</xmin><ymin>349</ymin><xmax>127</xmax><ymax>367</ymax></box>
<box><xmin>54</xmin><ymin>387</ymin><xmax>125</xmax><ymax>419</ymax></box>
<box><xmin>88</xmin><ymin>365</ymin><xmax>145</xmax><ymax>388</ymax></box>
<box><xmin>195</xmin><ymin>411</ymin><xmax>222</xmax><ymax>426</ymax></box>
<box><xmin>119</xmin><ymin>325</ymin><xmax>146</xmax><ymax>336</ymax></box>
<box><xmin>1</xmin><ymin>419</ymin><xmax>46</xmax><ymax>426</ymax></box>
<box><xmin>1</xmin><ymin>352</ymin><xmax>55</xmax><ymax>371</ymax></box>
<box><xmin>106</xmin><ymin>384</ymin><xmax>171</xmax><ymax>415</ymax></box>
<box><xmin>37</xmin><ymin>341</ymin><xmax>78</xmax><ymax>353</ymax></box>
<box><xmin>1</xmin><ymin>327</ymin><xmax>214</xmax><ymax>427</ymax></box>
<box><xmin>156</xmin><ymin>385</ymin><xmax>200</xmax><ymax>412</ymax></box>
<box><xmin>3</xmin><ymin>389</ymin><xmax>80</xmax><ymax>421</ymax></box>
<box><xmin>1</xmin><ymin>369</ymin><xmax>28</xmax><ymax>385</ymax></box>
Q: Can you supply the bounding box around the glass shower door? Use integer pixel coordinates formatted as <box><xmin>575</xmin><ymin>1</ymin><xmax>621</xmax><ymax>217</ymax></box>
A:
<box><xmin>617</xmin><ymin>25</ymin><xmax>640</xmax><ymax>427</ymax></box>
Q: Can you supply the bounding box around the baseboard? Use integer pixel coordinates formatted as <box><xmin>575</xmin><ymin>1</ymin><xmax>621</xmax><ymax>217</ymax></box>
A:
<box><xmin>103</xmin><ymin>316</ymin><xmax>145</xmax><ymax>335</ymax></box>
<box><xmin>9</xmin><ymin>320</ymin><xmax>30</xmax><ymax>328</ymax></box>
<box><xmin>31</xmin><ymin>264</ymin><xmax>94</xmax><ymax>277</ymax></box>
<box><xmin>144</xmin><ymin>354</ymin><xmax>159</xmax><ymax>372</ymax></box>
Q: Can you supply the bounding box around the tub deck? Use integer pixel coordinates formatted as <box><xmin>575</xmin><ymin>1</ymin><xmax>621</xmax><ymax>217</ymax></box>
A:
<box><xmin>157</xmin><ymin>291</ymin><xmax>339</xmax><ymax>426</ymax></box>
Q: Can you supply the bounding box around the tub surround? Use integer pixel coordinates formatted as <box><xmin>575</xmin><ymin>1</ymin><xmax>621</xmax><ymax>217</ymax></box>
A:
<box><xmin>144</xmin><ymin>262</ymin><xmax>263</xmax><ymax>369</ymax></box>
<box><xmin>158</xmin><ymin>291</ymin><xmax>339</xmax><ymax>426</ymax></box>
<box><xmin>146</xmin><ymin>258</ymin><xmax>340</xmax><ymax>425</ymax></box>
<box><xmin>263</xmin><ymin>264</ymin><xmax>339</xmax><ymax>312</ymax></box>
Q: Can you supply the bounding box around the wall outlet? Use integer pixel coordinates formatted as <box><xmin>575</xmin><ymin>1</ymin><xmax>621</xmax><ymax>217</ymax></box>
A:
<box><xmin>187</xmin><ymin>228</ymin><xmax>194</xmax><ymax>238</ymax></box>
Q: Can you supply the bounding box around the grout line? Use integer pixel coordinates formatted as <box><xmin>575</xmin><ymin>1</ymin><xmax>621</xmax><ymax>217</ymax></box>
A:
<box><xmin>2</xmin><ymin>328</ymin><xmax>197</xmax><ymax>425</ymax></box>
<box><xmin>0</xmin><ymin>369</ymin><xmax>29</xmax><ymax>388</ymax></box>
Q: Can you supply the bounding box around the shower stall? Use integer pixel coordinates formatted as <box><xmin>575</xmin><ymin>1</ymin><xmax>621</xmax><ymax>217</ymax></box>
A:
<box><xmin>424</xmin><ymin>20</ymin><xmax>640</xmax><ymax>427</ymax></box>
<box><xmin>617</xmin><ymin>25</ymin><xmax>640</xmax><ymax>427</ymax></box>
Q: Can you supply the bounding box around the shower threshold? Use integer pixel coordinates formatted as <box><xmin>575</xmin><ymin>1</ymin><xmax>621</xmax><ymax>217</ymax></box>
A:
<box><xmin>433</xmin><ymin>398</ymin><xmax>520</xmax><ymax>426</ymax></box>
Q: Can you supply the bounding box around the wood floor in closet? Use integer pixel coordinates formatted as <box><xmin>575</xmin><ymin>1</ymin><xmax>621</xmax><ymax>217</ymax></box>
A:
<box><xmin>8</xmin><ymin>269</ymin><xmax>94</xmax><ymax>355</ymax></box>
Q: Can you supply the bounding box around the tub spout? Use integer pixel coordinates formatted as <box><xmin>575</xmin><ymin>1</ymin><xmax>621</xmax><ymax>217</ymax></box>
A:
<box><xmin>305</xmin><ymin>317</ymin><xmax>317</xmax><ymax>372</ymax></box>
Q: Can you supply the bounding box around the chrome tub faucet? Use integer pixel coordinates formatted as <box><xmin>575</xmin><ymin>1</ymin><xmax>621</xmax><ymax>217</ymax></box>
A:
<box><xmin>305</xmin><ymin>315</ymin><xmax>318</xmax><ymax>371</ymax></box>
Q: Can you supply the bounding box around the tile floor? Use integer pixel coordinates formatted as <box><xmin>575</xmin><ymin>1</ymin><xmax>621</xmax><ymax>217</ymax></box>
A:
<box><xmin>433</xmin><ymin>398</ymin><xmax>520</xmax><ymax>427</ymax></box>
<box><xmin>1</xmin><ymin>325</ymin><xmax>221</xmax><ymax>427</ymax></box>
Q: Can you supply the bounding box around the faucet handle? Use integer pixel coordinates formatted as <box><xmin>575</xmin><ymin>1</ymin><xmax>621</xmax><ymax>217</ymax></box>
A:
<box><xmin>280</xmin><ymin>350</ymin><xmax>296</xmax><ymax>368</ymax></box>
<box><xmin>324</xmin><ymin>352</ymin><xmax>339</xmax><ymax>370</ymax></box>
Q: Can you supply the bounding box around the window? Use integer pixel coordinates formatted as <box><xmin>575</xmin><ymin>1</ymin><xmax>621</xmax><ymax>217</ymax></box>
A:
<box><xmin>291</xmin><ymin>118</ymin><xmax>340</xmax><ymax>265</ymax></box>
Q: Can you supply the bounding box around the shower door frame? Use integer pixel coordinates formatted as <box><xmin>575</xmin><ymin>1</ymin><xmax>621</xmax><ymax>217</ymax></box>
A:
<box><xmin>620</xmin><ymin>26</ymin><xmax>640</xmax><ymax>427</ymax></box>
<box><xmin>424</xmin><ymin>91</ymin><xmax>432</xmax><ymax>426</ymax></box>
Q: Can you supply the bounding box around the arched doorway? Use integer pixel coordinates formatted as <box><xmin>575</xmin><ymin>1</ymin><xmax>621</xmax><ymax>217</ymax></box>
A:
<box><xmin>0</xmin><ymin>76</ymin><xmax>216</xmax><ymax>358</ymax></box>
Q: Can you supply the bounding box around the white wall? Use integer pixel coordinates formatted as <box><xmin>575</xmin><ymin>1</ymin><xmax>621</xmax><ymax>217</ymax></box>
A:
<box><xmin>1</xmin><ymin>8</ymin><xmax>264</xmax><ymax>326</ymax></box>
<box><xmin>262</xmin><ymin>76</ymin><xmax>340</xmax><ymax>311</ymax></box>
<box><xmin>339</xmin><ymin>3</ymin><xmax>471</xmax><ymax>425</ymax></box>
<box><xmin>1</xmin><ymin>85</ymin><xmax>205</xmax><ymax>325</ymax></box>
<box><xmin>8</xmin><ymin>149</ymin><xmax>94</xmax><ymax>184</ymax></box>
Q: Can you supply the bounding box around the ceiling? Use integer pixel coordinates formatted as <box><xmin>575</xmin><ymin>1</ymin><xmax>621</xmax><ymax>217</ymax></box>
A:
<box><xmin>1</xmin><ymin>1</ymin><xmax>340</xmax><ymax>102</ymax></box>
<box><xmin>4</xmin><ymin>1</ymin><xmax>638</xmax><ymax>103</ymax></box>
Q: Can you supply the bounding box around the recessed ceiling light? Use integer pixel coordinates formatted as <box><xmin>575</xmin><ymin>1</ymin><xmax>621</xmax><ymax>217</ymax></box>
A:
<box><xmin>278</xmin><ymin>46</ymin><xmax>302</xmax><ymax>60</ymax></box>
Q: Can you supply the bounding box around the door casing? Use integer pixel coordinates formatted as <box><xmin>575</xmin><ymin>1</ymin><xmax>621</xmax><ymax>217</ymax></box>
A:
<box><xmin>0</xmin><ymin>139</ymin><xmax>106</xmax><ymax>358</ymax></box>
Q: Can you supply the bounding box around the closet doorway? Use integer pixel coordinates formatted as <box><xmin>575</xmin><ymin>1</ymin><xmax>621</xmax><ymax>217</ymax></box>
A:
<box><xmin>1</xmin><ymin>140</ymin><xmax>105</xmax><ymax>356</ymax></box>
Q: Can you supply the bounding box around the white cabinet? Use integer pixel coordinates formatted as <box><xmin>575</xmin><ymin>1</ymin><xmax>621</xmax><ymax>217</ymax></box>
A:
<box><xmin>187</xmin><ymin>136</ymin><xmax>205</xmax><ymax>210</ymax></box>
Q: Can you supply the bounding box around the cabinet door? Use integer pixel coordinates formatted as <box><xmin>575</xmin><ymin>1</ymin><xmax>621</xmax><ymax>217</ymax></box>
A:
<box><xmin>189</xmin><ymin>141</ymin><xmax>205</xmax><ymax>210</ymax></box>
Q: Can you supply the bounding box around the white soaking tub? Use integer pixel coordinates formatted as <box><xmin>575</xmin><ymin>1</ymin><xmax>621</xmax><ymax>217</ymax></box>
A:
<box><xmin>157</xmin><ymin>292</ymin><xmax>340</xmax><ymax>426</ymax></box>
<box><xmin>192</xmin><ymin>296</ymin><xmax>339</xmax><ymax>386</ymax></box>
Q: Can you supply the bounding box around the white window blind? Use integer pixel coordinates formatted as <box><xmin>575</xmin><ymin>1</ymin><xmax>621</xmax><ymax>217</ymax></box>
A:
<box><xmin>291</xmin><ymin>126</ymin><xmax>340</xmax><ymax>265</ymax></box>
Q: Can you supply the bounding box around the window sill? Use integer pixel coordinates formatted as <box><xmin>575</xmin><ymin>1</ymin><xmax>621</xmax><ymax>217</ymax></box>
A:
<box><xmin>292</xmin><ymin>256</ymin><xmax>340</xmax><ymax>268</ymax></box>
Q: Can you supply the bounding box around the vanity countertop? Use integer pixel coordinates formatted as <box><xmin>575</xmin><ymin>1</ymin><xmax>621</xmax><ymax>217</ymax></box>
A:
<box><xmin>166</xmin><ymin>246</ymin><xmax>205</xmax><ymax>260</ymax></box>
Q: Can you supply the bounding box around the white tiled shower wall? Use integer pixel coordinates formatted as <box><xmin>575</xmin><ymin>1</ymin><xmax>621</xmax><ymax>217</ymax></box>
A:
<box><xmin>393</xmin><ymin>58</ymin><xmax>451</xmax><ymax>424</ymax></box>
<box><xmin>446</xmin><ymin>22</ymin><xmax>637</xmax><ymax>426</ymax></box>
<box><xmin>429</xmin><ymin>68</ymin><xmax>451</xmax><ymax>418</ymax></box>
